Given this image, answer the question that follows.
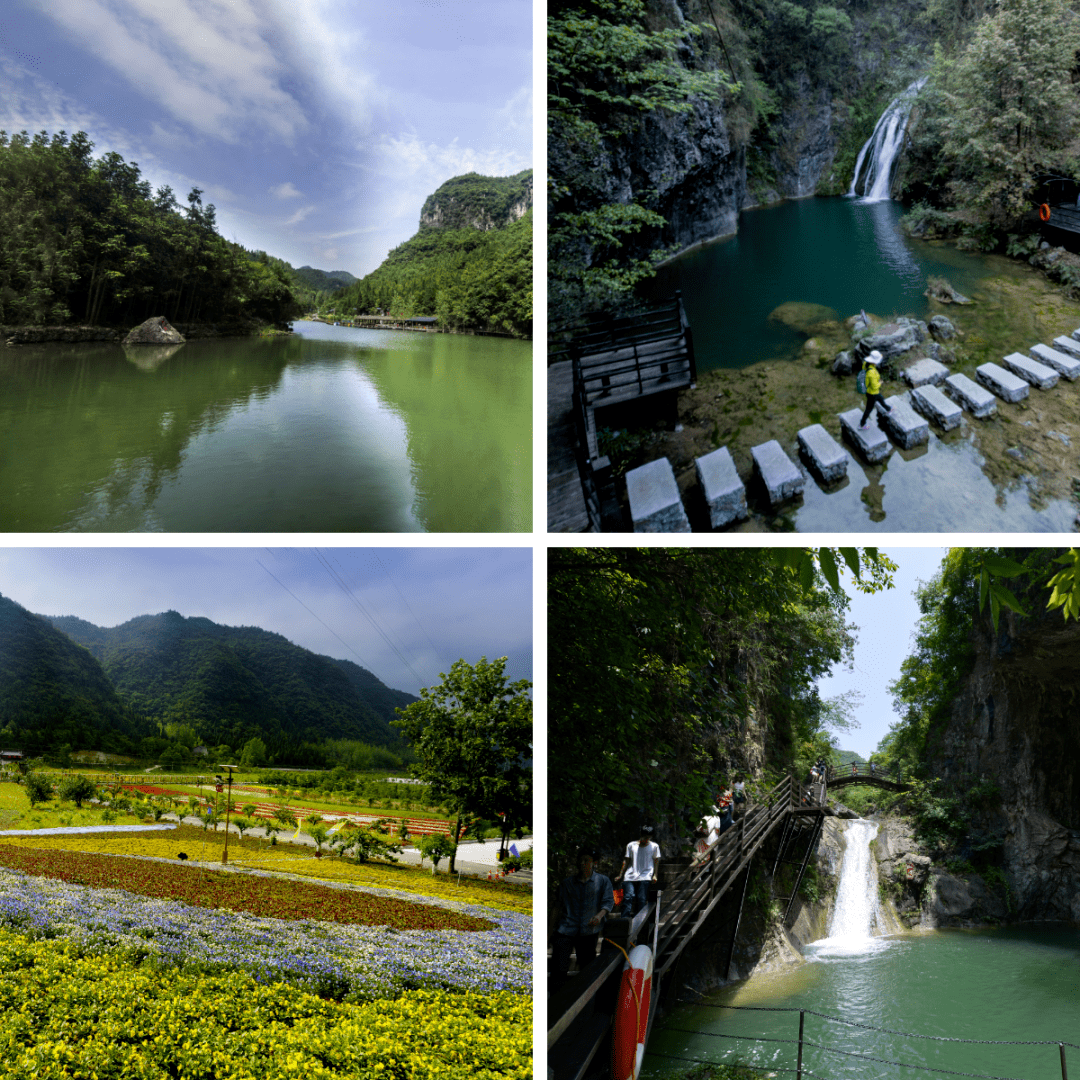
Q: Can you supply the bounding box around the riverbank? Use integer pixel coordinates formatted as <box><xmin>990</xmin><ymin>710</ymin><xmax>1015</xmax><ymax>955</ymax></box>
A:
<box><xmin>3</xmin><ymin>318</ymin><xmax>281</xmax><ymax>345</ymax></box>
<box><xmin>303</xmin><ymin>315</ymin><xmax>527</xmax><ymax>339</ymax></box>
<box><xmin>613</xmin><ymin>253</ymin><xmax>1080</xmax><ymax>529</ymax></box>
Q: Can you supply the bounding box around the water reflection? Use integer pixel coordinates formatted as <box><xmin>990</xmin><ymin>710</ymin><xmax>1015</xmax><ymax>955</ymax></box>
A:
<box><xmin>0</xmin><ymin>324</ymin><xmax>531</xmax><ymax>532</ymax></box>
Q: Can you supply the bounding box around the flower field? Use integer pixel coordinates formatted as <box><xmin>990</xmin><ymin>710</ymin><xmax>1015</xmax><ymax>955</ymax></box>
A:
<box><xmin>0</xmin><ymin>844</ymin><xmax>492</xmax><ymax>930</ymax></box>
<box><xmin>0</xmin><ymin>798</ymin><xmax>533</xmax><ymax>1076</ymax></box>
<box><xmin>0</xmin><ymin>827</ymin><xmax>533</xmax><ymax>913</ymax></box>
<box><xmin>0</xmin><ymin>930</ymin><xmax>531</xmax><ymax>1079</ymax></box>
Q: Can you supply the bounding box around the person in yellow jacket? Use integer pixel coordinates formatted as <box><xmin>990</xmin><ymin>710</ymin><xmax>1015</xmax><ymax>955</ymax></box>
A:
<box><xmin>859</xmin><ymin>350</ymin><xmax>893</xmax><ymax>429</ymax></box>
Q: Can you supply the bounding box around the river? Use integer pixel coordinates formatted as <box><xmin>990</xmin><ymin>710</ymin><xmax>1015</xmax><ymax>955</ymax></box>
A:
<box><xmin>644</xmin><ymin>820</ymin><xmax>1080</xmax><ymax>1080</ymax></box>
<box><xmin>0</xmin><ymin>320</ymin><xmax>531</xmax><ymax>532</ymax></box>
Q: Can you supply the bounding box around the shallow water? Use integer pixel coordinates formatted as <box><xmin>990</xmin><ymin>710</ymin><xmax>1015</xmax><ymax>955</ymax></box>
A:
<box><xmin>0</xmin><ymin>321</ymin><xmax>531</xmax><ymax>532</ymax></box>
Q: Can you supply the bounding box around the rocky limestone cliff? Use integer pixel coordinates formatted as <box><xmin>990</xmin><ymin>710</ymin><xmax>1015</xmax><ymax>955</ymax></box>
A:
<box><xmin>418</xmin><ymin>171</ymin><xmax>532</xmax><ymax>233</ymax></box>
<box><xmin>927</xmin><ymin>608</ymin><xmax>1080</xmax><ymax>923</ymax></box>
<box><xmin>552</xmin><ymin>0</ymin><xmax>933</xmax><ymax>271</ymax></box>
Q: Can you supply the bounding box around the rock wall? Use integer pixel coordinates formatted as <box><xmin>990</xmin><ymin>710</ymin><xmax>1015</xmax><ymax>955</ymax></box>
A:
<box><xmin>927</xmin><ymin>607</ymin><xmax>1080</xmax><ymax>923</ymax></box>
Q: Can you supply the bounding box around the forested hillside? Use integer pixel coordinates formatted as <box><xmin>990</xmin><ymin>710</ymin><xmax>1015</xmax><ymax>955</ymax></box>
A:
<box><xmin>0</xmin><ymin>595</ymin><xmax>144</xmax><ymax>753</ymax></box>
<box><xmin>329</xmin><ymin>171</ymin><xmax>533</xmax><ymax>338</ymax></box>
<box><xmin>0</xmin><ymin>130</ymin><xmax>304</xmax><ymax>329</ymax></box>
<box><xmin>0</xmin><ymin>592</ymin><xmax>417</xmax><ymax>766</ymax></box>
<box><xmin>549</xmin><ymin>0</ymin><xmax>1080</xmax><ymax>321</ymax></box>
<box><xmin>47</xmin><ymin>611</ymin><xmax>414</xmax><ymax>755</ymax></box>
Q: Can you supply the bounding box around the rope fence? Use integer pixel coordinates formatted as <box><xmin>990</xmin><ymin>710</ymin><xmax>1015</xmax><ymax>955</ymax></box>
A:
<box><xmin>646</xmin><ymin>1004</ymin><xmax>1076</xmax><ymax>1080</ymax></box>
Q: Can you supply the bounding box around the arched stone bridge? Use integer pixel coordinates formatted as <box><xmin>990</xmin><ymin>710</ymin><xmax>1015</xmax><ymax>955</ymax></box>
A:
<box><xmin>825</xmin><ymin>762</ymin><xmax>910</xmax><ymax>793</ymax></box>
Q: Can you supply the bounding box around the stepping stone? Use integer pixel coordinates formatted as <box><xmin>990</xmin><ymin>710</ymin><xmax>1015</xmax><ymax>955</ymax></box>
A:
<box><xmin>839</xmin><ymin>408</ymin><xmax>891</xmax><ymax>463</ymax></box>
<box><xmin>1071</xmin><ymin>327</ymin><xmax>1080</xmax><ymax>343</ymax></box>
<box><xmin>797</xmin><ymin>424</ymin><xmax>848</xmax><ymax>483</ymax></box>
<box><xmin>976</xmin><ymin>362</ymin><xmax>1029</xmax><ymax>403</ymax></box>
<box><xmin>626</xmin><ymin>458</ymin><xmax>690</xmax><ymax>532</ymax></box>
<box><xmin>944</xmin><ymin>373</ymin><xmax>997</xmax><ymax>418</ymax></box>
<box><xmin>750</xmin><ymin>440</ymin><xmax>805</xmax><ymax>505</ymax></box>
<box><xmin>1032</xmin><ymin>343</ymin><xmax>1080</xmax><ymax>380</ymax></box>
<box><xmin>877</xmin><ymin>394</ymin><xmax>929</xmax><ymax>449</ymax></box>
<box><xmin>902</xmin><ymin>357</ymin><xmax>949</xmax><ymax>388</ymax></box>
<box><xmin>695</xmin><ymin>446</ymin><xmax>748</xmax><ymax>528</ymax></box>
<box><xmin>1052</xmin><ymin>335</ymin><xmax>1080</xmax><ymax>359</ymax></box>
<box><xmin>1002</xmin><ymin>351</ymin><xmax>1059</xmax><ymax>389</ymax></box>
<box><xmin>910</xmin><ymin>383</ymin><xmax>962</xmax><ymax>430</ymax></box>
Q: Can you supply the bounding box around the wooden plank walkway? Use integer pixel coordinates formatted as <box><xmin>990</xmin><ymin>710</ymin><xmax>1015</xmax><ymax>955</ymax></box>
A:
<box><xmin>548</xmin><ymin>360</ymin><xmax>592</xmax><ymax>532</ymax></box>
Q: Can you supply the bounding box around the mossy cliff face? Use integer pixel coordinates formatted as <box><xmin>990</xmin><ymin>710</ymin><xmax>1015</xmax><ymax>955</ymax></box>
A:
<box><xmin>554</xmin><ymin>0</ymin><xmax>933</xmax><ymax>263</ymax></box>
<box><xmin>928</xmin><ymin>608</ymin><xmax>1080</xmax><ymax>923</ymax></box>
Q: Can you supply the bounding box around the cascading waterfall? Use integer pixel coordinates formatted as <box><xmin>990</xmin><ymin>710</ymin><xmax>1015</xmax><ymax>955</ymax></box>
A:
<box><xmin>848</xmin><ymin>78</ymin><xmax>927</xmax><ymax>202</ymax></box>
<box><xmin>806</xmin><ymin>819</ymin><xmax>886</xmax><ymax>958</ymax></box>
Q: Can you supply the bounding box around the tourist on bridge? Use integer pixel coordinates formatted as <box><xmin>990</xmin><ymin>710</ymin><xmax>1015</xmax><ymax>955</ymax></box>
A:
<box><xmin>859</xmin><ymin>351</ymin><xmax>892</xmax><ymax>429</ymax></box>
<box><xmin>550</xmin><ymin>846</ymin><xmax>614</xmax><ymax>992</ymax></box>
<box><xmin>733</xmin><ymin>776</ymin><xmax>747</xmax><ymax>811</ymax></box>
<box><xmin>616</xmin><ymin>826</ymin><xmax>662</xmax><ymax>916</ymax></box>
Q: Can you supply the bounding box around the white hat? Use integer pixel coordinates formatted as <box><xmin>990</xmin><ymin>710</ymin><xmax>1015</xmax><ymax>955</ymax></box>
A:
<box><xmin>867</xmin><ymin>350</ymin><xmax>883</xmax><ymax>364</ymax></box>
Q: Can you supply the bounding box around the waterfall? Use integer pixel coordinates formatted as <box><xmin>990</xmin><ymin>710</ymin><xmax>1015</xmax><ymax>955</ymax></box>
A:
<box><xmin>848</xmin><ymin>78</ymin><xmax>927</xmax><ymax>202</ymax></box>
<box><xmin>805</xmin><ymin>819</ymin><xmax>886</xmax><ymax>958</ymax></box>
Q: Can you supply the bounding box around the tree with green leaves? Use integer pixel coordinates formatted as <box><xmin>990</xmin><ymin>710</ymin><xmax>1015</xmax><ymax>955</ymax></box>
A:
<box><xmin>547</xmin><ymin>547</ymin><xmax>894</xmax><ymax>880</ymax></box>
<box><xmin>24</xmin><ymin>771</ymin><xmax>52</xmax><ymax>807</ymax></box>
<box><xmin>392</xmin><ymin>656</ymin><xmax>532</xmax><ymax>873</ymax></box>
<box><xmin>933</xmin><ymin>0</ymin><xmax>1080</xmax><ymax>223</ymax></box>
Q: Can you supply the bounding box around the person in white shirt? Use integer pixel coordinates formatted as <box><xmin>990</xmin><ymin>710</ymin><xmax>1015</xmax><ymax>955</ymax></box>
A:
<box><xmin>615</xmin><ymin>826</ymin><xmax>662</xmax><ymax>916</ymax></box>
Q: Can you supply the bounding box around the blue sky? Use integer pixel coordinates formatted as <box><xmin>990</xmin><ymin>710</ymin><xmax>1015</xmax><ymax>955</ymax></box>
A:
<box><xmin>0</xmin><ymin>547</ymin><xmax>533</xmax><ymax>696</ymax></box>
<box><xmin>816</xmin><ymin>547</ymin><xmax>949</xmax><ymax>760</ymax></box>
<box><xmin>0</xmin><ymin>0</ymin><xmax>531</xmax><ymax>276</ymax></box>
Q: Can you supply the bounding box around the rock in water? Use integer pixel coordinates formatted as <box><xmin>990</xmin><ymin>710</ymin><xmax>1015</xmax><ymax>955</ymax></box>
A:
<box><xmin>767</xmin><ymin>301</ymin><xmax>839</xmax><ymax>332</ymax></box>
<box><xmin>123</xmin><ymin>316</ymin><xmax>186</xmax><ymax>344</ymax></box>
<box><xmin>924</xmin><ymin>277</ymin><xmax>973</xmax><ymax>305</ymax></box>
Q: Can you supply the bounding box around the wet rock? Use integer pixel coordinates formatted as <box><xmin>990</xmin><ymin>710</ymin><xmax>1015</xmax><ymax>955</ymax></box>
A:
<box><xmin>768</xmin><ymin>302</ymin><xmax>839</xmax><ymax>332</ymax></box>
<box><xmin>928</xmin><ymin>314</ymin><xmax>958</xmax><ymax>341</ymax></box>
<box><xmin>925</xmin><ymin>276</ymin><xmax>973</xmax><ymax>304</ymax></box>
<box><xmin>123</xmin><ymin>316</ymin><xmax>185</xmax><ymax>345</ymax></box>
<box><xmin>1006</xmin><ymin>446</ymin><xmax>1025</xmax><ymax>461</ymax></box>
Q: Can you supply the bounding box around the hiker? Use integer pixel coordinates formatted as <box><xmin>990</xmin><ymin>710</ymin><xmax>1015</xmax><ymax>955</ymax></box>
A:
<box><xmin>550</xmin><ymin>847</ymin><xmax>614</xmax><ymax>991</ymax></box>
<box><xmin>859</xmin><ymin>350</ymin><xmax>893</xmax><ymax>429</ymax></box>
<box><xmin>717</xmin><ymin>787</ymin><xmax>735</xmax><ymax>833</ymax></box>
<box><xmin>616</xmin><ymin>826</ymin><xmax>662</xmax><ymax>916</ymax></box>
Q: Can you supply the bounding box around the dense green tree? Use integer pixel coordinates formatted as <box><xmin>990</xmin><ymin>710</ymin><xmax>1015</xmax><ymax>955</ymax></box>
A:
<box><xmin>58</xmin><ymin>774</ymin><xmax>97</xmax><ymax>808</ymax></box>
<box><xmin>935</xmin><ymin>0</ymin><xmax>1080</xmax><ymax>223</ymax></box>
<box><xmin>24</xmin><ymin>772</ymin><xmax>52</xmax><ymax>807</ymax></box>
<box><xmin>547</xmin><ymin>547</ymin><xmax>894</xmax><ymax>877</ymax></box>
<box><xmin>392</xmin><ymin>657</ymin><xmax>532</xmax><ymax>873</ymax></box>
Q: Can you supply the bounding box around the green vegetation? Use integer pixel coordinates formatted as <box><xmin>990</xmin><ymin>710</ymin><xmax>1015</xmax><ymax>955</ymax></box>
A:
<box><xmin>392</xmin><ymin>657</ymin><xmax>532</xmax><ymax>871</ymax></box>
<box><xmin>328</xmin><ymin>172</ymin><xmax>532</xmax><ymax>338</ymax></box>
<box><xmin>0</xmin><ymin>130</ymin><xmax>303</xmax><ymax>328</ymax></box>
<box><xmin>547</xmin><ymin>547</ymin><xmax>895</xmax><ymax>877</ymax></box>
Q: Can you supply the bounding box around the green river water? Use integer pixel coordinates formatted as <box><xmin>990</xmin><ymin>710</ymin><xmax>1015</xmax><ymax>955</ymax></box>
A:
<box><xmin>645</xmin><ymin>821</ymin><xmax>1080</xmax><ymax>1080</ymax></box>
<box><xmin>0</xmin><ymin>320</ymin><xmax>532</xmax><ymax>532</ymax></box>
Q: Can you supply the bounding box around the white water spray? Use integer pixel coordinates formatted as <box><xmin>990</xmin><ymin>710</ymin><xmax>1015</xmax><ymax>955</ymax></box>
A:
<box><xmin>806</xmin><ymin>819</ymin><xmax>886</xmax><ymax>958</ymax></box>
<box><xmin>848</xmin><ymin>78</ymin><xmax>927</xmax><ymax>202</ymax></box>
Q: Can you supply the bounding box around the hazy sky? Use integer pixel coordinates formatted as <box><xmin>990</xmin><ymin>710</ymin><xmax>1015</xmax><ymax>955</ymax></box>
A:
<box><xmin>0</xmin><ymin>547</ymin><xmax>532</xmax><ymax>696</ymax></box>
<box><xmin>0</xmin><ymin>0</ymin><xmax>531</xmax><ymax>276</ymax></box>
<box><xmin>816</xmin><ymin>547</ymin><xmax>950</xmax><ymax>759</ymax></box>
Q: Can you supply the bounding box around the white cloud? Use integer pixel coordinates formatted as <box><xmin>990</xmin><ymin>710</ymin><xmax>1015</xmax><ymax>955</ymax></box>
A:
<box><xmin>28</xmin><ymin>0</ymin><xmax>309</xmax><ymax>144</ymax></box>
<box><xmin>271</xmin><ymin>182</ymin><xmax>302</xmax><ymax>199</ymax></box>
<box><xmin>285</xmin><ymin>204</ymin><xmax>316</xmax><ymax>226</ymax></box>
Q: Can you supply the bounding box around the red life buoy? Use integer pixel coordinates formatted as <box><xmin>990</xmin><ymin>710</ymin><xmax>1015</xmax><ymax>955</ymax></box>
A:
<box><xmin>1040</xmin><ymin>203</ymin><xmax>1051</xmax><ymax>222</ymax></box>
<box><xmin>611</xmin><ymin>944</ymin><xmax>653</xmax><ymax>1080</ymax></box>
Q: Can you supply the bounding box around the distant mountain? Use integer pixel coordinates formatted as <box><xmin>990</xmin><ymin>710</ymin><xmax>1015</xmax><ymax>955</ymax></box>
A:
<box><xmin>292</xmin><ymin>266</ymin><xmax>358</xmax><ymax>293</ymax></box>
<box><xmin>0</xmin><ymin>594</ymin><xmax>142</xmax><ymax>752</ymax></box>
<box><xmin>834</xmin><ymin>749</ymin><xmax>866</xmax><ymax>765</ymax></box>
<box><xmin>42</xmin><ymin>610</ymin><xmax>416</xmax><ymax>756</ymax></box>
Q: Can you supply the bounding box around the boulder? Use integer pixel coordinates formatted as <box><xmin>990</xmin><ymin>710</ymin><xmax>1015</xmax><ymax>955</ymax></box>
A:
<box><xmin>924</xmin><ymin>277</ymin><xmax>973</xmax><ymax>304</ymax></box>
<box><xmin>928</xmin><ymin>314</ymin><xmax>958</xmax><ymax>341</ymax></box>
<box><xmin>853</xmin><ymin>321</ymin><xmax>921</xmax><ymax>363</ymax></box>
<box><xmin>832</xmin><ymin>350</ymin><xmax>858</xmax><ymax>376</ymax></box>
<box><xmin>123</xmin><ymin>316</ymin><xmax>186</xmax><ymax>345</ymax></box>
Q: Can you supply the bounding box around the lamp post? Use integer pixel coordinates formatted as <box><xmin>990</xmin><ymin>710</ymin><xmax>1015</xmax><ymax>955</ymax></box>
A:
<box><xmin>217</xmin><ymin>764</ymin><xmax>239</xmax><ymax>865</ymax></box>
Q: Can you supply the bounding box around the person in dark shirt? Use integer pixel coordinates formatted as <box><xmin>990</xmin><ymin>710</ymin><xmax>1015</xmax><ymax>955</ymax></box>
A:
<box><xmin>550</xmin><ymin>847</ymin><xmax>614</xmax><ymax>992</ymax></box>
